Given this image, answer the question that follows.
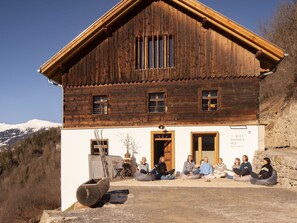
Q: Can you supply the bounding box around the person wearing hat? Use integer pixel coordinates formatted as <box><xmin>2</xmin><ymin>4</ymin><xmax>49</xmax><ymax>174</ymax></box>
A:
<box><xmin>251</xmin><ymin>157</ymin><xmax>273</xmax><ymax>180</ymax></box>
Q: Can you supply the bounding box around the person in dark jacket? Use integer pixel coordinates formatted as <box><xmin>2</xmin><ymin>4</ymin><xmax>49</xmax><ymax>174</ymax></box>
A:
<box><xmin>156</xmin><ymin>156</ymin><xmax>175</xmax><ymax>180</ymax></box>
<box><xmin>233</xmin><ymin>155</ymin><xmax>252</xmax><ymax>176</ymax></box>
<box><xmin>251</xmin><ymin>157</ymin><xmax>273</xmax><ymax>179</ymax></box>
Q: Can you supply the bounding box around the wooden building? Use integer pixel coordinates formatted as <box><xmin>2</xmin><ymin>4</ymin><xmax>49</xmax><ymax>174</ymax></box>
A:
<box><xmin>39</xmin><ymin>0</ymin><xmax>285</xmax><ymax>210</ymax></box>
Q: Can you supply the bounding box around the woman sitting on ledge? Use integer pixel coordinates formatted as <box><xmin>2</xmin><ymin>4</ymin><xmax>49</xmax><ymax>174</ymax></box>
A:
<box><xmin>138</xmin><ymin>157</ymin><xmax>149</xmax><ymax>174</ymax></box>
<box><xmin>156</xmin><ymin>156</ymin><xmax>175</xmax><ymax>180</ymax></box>
<box><xmin>213</xmin><ymin>158</ymin><xmax>227</xmax><ymax>178</ymax></box>
<box><xmin>233</xmin><ymin>155</ymin><xmax>252</xmax><ymax>177</ymax></box>
<box><xmin>182</xmin><ymin>155</ymin><xmax>200</xmax><ymax>176</ymax></box>
<box><xmin>226</xmin><ymin>158</ymin><xmax>241</xmax><ymax>179</ymax></box>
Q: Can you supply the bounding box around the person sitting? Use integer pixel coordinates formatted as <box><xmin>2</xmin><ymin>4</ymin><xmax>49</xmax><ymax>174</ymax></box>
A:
<box><xmin>226</xmin><ymin>158</ymin><xmax>241</xmax><ymax>179</ymax></box>
<box><xmin>200</xmin><ymin>156</ymin><xmax>213</xmax><ymax>178</ymax></box>
<box><xmin>233</xmin><ymin>155</ymin><xmax>252</xmax><ymax>176</ymax></box>
<box><xmin>138</xmin><ymin>157</ymin><xmax>149</xmax><ymax>174</ymax></box>
<box><xmin>232</xmin><ymin>158</ymin><xmax>241</xmax><ymax>169</ymax></box>
<box><xmin>182</xmin><ymin>155</ymin><xmax>200</xmax><ymax>176</ymax></box>
<box><xmin>251</xmin><ymin>157</ymin><xmax>273</xmax><ymax>180</ymax></box>
<box><xmin>213</xmin><ymin>158</ymin><xmax>227</xmax><ymax>178</ymax></box>
<box><xmin>156</xmin><ymin>156</ymin><xmax>175</xmax><ymax>180</ymax></box>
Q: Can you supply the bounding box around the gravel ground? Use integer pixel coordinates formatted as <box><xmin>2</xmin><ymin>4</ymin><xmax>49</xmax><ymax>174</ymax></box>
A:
<box><xmin>41</xmin><ymin>181</ymin><xmax>297</xmax><ymax>223</ymax></box>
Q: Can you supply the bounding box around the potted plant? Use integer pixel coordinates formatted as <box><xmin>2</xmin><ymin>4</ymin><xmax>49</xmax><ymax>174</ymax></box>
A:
<box><xmin>120</xmin><ymin>133</ymin><xmax>137</xmax><ymax>158</ymax></box>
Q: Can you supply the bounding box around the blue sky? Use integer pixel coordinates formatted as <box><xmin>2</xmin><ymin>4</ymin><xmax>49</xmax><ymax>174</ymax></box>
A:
<box><xmin>0</xmin><ymin>0</ymin><xmax>283</xmax><ymax>124</ymax></box>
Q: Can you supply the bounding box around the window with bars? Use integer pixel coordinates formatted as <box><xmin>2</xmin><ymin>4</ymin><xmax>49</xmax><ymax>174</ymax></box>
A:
<box><xmin>136</xmin><ymin>35</ymin><xmax>174</xmax><ymax>70</ymax></box>
<box><xmin>149</xmin><ymin>92</ymin><xmax>165</xmax><ymax>113</ymax></box>
<box><xmin>202</xmin><ymin>90</ymin><xmax>219</xmax><ymax>111</ymax></box>
<box><xmin>91</xmin><ymin>139</ymin><xmax>109</xmax><ymax>156</ymax></box>
<box><xmin>93</xmin><ymin>95</ymin><xmax>108</xmax><ymax>115</ymax></box>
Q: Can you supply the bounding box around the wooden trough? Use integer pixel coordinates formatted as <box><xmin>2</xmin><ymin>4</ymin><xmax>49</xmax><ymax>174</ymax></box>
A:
<box><xmin>76</xmin><ymin>178</ymin><xmax>110</xmax><ymax>206</ymax></box>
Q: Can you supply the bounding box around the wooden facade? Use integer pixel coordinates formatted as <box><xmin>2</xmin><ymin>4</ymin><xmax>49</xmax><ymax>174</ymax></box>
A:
<box><xmin>39</xmin><ymin>0</ymin><xmax>285</xmax><ymax>129</ymax></box>
<box><xmin>63</xmin><ymin>77</ymin><xmax>259</xmax><ymax>128</ymax></box>
<box><xmin>62</xmin><ymin>1</ymin><xmax>260</xmax><ymax>87</ymax></box>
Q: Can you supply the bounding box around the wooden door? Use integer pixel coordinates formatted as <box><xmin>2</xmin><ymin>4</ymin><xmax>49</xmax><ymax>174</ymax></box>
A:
<box><xmin>151</xmin><ymin>131</ymin><xmax>175</xmax><ymax>170</ymax></box>
<box><xmin>164</xmin><ymin>140</ymin><xmax>172</xmax><ymax>170</ymax></box>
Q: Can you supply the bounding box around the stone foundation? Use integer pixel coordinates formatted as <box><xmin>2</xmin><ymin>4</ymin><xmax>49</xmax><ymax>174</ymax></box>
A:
<box><xmin>253</xmin><ymin>148</ymin><xmax>297</xmax><ymax>188</ymax></box>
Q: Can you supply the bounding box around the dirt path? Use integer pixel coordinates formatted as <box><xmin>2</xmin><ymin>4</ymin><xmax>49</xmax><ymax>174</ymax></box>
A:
<box><xmin>42</xmin><ymin>185</ymin><xmax>297</xmax><ymax>223</ymax></box>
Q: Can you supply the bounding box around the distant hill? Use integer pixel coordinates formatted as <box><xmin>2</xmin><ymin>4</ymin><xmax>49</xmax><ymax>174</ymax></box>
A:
<box><xmin>0</xmin><ymin>119</ymin><xmax>61</xmax><ymax>149</ymax></box>
<box><xmin>0</xmin><ymin>127</ymin><xmax>61</xmax><ymax>223</ymax></box>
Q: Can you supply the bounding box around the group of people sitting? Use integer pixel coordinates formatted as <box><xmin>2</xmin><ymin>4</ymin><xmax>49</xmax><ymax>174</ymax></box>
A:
<box><xmin>136</xmin><ymin>156</ymin><xmax>176</xmax><ymax>180</ymax></box>
<box><xmin>135</xmin><ymin>154</ymin><xmax>274</xmax><ymax>182</ymax></box>
<box><xmin>182</xmin><ymin>154</ymin><xmax>274</xmax><ymax>181</ymax></box>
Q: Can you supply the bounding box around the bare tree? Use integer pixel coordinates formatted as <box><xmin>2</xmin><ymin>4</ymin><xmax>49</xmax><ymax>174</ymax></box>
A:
<box><xmin>260</xmin><ymin>0</ymin><xmax>297</xmax><ymax>103</ymax></box>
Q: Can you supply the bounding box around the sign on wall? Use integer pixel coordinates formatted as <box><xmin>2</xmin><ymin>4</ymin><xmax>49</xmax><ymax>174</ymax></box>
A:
<box><xmin>230</xmin><ymin>134</ymin><xmax>245</xmax><ymax>148</ymax></box>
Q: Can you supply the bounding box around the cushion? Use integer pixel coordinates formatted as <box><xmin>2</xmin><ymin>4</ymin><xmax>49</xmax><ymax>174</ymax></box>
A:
<box><xmin>180</xmin><ymin>172</ymin><xmax>201</xmax><ymax>179</ymax></box>
<box><xmin>250</xmin><ymin>170</ymin><xmax>277</xmax><ymax>186</ymax></box>
<box><xmin>134</xmin><ymin>172</ymin><xmax>155</xmax><ymax>181</ymax></box>
<box><xmin>233</xmin><ymin>175</ymin><xmax>251</xmax><ymax>182</ymax></box>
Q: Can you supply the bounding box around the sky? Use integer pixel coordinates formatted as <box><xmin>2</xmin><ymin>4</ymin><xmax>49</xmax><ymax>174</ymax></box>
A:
<box><xmin>0</xmin><ymin>0</ymin><xmax>283</xmax><ymax>124</ymax></box>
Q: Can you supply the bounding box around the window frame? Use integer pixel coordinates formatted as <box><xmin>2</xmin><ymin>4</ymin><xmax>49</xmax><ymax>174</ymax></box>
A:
<box><xmin>147</xmin><ymin>90</ymin><xmax>167</xmax><ymax>114</ymax></box>
<box><xmin>92</xmin><ymin>95</ymin><xmax>109</xmax><ymax>115</ymax></box>
<box><xmin>199</xmin><ymin>88</ymin><xmax>221</xmax><ymax>112</ymax></box>
<box><xmin>135</xmin><ymin>34</ymin><xmax>174</xmax><ymax>70</ymax></box>
<box><xmin>90</xmin><ymin>139</ymin><xmax>109</xmax><ymax>156</ymax></box>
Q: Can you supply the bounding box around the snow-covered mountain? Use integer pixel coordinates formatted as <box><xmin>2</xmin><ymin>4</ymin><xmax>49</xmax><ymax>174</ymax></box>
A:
<box><xmin>0</xmin><ymin>119</ymin><xmax>61</xmax><ymax>148</ymax></box>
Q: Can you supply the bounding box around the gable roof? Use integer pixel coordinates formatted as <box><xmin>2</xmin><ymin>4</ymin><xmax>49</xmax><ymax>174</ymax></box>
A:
<box><xmin>39</xmin><ymin>0</ymin><xmax>285</xmax><ymax>84</ymax></box>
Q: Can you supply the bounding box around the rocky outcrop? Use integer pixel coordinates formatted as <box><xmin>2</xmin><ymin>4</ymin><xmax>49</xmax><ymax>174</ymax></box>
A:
<box><xmin>261</xmin><ymin>100</ymin><xmax>297</xmax><ymax>148</ymax></box>
<box><xmin>253</xmin><ymin>148</ymin><xmax>297</xmax><ymax>188</ymax></box>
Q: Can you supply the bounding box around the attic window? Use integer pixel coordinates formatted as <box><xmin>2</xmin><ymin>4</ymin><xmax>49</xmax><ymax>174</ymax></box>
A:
<box><xmin>93</xmin><ymin>95</ymin><xmax>108</xmax><ymax>115</ymax></box>
<box><xmin>202</xmin><ymin>90</ymin><xmax>219</xmax><ymax>111</ymax></box>
<box><xmin>136</xmin><ymin>35</ymin><xmax>174</xmax><ymax>70</ymax></box>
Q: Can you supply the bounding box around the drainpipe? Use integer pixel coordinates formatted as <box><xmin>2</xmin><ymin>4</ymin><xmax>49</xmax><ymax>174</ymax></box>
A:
<box><xmin>261</xmin><ymin>53</ymin><xmax>289</xmax><ymax>77</ymax></box>
<box><xmin>47</xmin><ymin>79</ymin><xmax>62</xmax><ymax>88</ymax></box>
<box><xmin>37</xmin><ymin>69</ymin><xmax>62</xmax><ymax>87</ymax></box>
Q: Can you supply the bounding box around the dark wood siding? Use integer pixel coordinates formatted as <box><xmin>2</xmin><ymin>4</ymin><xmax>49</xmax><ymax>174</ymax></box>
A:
<box><xmin>63</xmin><ymin>78</ymin><xmax>259</xmax><ymax>128</ymax></box>
<box><xmin>62</xmin><ymin>1</ymin><xmax>260</xmax><ymax>87</ymax></box>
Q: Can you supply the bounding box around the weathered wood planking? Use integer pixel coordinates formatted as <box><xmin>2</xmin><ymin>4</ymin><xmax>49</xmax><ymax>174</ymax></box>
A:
<box><xmin>62</xmin><ymin>1</ymin><xmax>260</xmax><ymax>87</ymax></box>
<box><xmin>63</xmin><ymin>78</ymin><xmax>259</xmax><ymax>128</ymax></box>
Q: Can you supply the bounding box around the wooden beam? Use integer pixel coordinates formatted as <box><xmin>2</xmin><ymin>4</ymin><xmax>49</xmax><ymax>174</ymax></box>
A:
<box><xmin>202</xmin><ymin>18</ymin><xmax>210</xmax><ymax>29</ymax></box>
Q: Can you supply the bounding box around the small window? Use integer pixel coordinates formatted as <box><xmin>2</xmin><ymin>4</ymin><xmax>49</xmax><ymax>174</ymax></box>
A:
<box><xmin>202</xmin><ymin>90</ymin><xmax>218</xmax><ymax>111</ymax></box>
<box><xmin>91</xmin><ymin>139</ymin><xmax>108</xmax><ymax>156</ymax></box>
<box><xmin>149</xmin><ymin>93</ymin><xmax>165</xmax><ymax>113</ymax></box>
<box><xmin>93</xmin><ymin>95</ymin><xmax>108</xmax><ymax>115</ymax></box>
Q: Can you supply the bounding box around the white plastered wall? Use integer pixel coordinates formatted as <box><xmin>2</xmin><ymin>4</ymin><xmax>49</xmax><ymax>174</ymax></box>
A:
<box><xmin>61</xmin><ymin>124</ymin><xmax>264</xmax><ymax>210</ymax></box>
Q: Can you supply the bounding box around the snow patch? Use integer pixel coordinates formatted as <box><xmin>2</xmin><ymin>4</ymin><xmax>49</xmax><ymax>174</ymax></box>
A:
<box><xmin>0</xmin><ymin>119</ymin><xmax>61</xmax><ymax>132</ymax></box>
<box><xmin>0</xmin><ymin>119</ymin><xmax>61</xmax><ymax>148</ymax></box>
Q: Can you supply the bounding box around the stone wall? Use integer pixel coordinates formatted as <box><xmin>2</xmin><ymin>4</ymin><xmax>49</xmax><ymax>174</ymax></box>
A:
<box><xmin>253</xmin><ymin>148</ymin><xmax>297</xmax><ymax>188</ymax></box>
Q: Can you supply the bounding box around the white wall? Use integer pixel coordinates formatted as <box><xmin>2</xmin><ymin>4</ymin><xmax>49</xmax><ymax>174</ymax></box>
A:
<box><xmin>61</xmin><ymin>125</ymin><xmax>264</xmax><ymax>210</ymax></box>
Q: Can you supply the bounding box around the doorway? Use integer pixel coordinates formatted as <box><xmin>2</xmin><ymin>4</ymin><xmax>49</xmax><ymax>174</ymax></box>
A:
<box><xmin>151</xmin><ymin>131</ymin><xmax>175</xmax><ymax>170</ymax></box>
<box><xmin>191</xmin><ymin>132</ymin><xmax>219</xmax><ymax>166</ymax></box>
